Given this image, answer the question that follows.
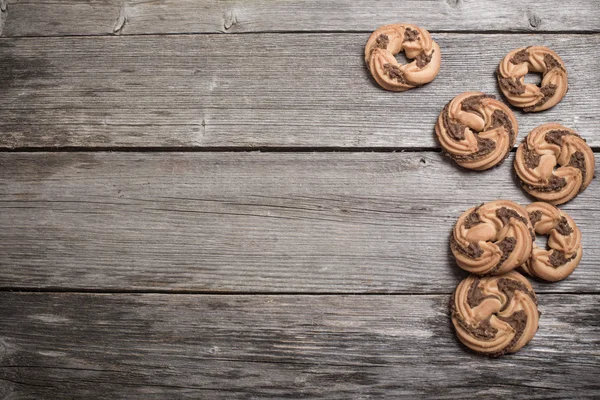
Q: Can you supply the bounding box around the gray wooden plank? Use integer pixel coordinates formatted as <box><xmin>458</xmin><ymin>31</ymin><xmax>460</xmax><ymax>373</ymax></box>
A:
<box><xmin>0</xmin><ymin>292</ymin><xmax>597</xmax><ymax>399</ymax></box>
<box><xmin>1</xmin><ymin>33</ymin><xmax>598</xmax><ymax>149</ymax></box>
<box><xmin>0</xmin><ymin>151</ymin><xmax>598</xmax><ymax>293</ymax></box>
<box><xmin>2</xmin><ymin>0</ymin><xmax>600</xmax><ymax>37</ymax></box>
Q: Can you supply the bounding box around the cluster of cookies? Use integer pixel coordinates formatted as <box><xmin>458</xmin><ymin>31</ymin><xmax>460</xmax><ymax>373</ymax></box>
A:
<box><xmin>365</xmin><ymin>24</ymin><xmax>595</xmax><ymax>356</ymax></box>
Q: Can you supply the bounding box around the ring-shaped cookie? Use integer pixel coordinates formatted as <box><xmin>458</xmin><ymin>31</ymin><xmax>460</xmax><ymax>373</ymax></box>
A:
<box><xmin>497</xmin><ymin>46</ymin><xmax>568</xmax><ymax>112</ymax></box>
<box><xmin>514</xmin><ymin>123</ymin><xmax>594</xmax><ymax>205</ymax></box>
<box><xmin>365</xmin><ymin>24</ymin><xmax>441</xmax><ymax>91</ymax></box>
<box><xmin>435</xmin><ymin>92</ymin><xmax>518</xmax><ymax>170</ymax></box>
<box><xmin>450</xmin><ymin>271</ymin><xmax>539</xmax><ymax>357</ymax></box>
<box><xmin>522</xmin><ymin>202</ymin><xmax>582</xmax><ymax>282</ymax></box>
<box><xmin>451</xmin><ymin>200</ymin><xmax>534</xmax><ymax>275</ymax></box>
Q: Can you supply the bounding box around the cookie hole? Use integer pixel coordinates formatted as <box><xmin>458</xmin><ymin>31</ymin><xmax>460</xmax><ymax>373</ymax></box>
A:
<box><xmin>535</xmin><ymin>234</ymin><xmax>551</xmax><ymax>251</ymax></box>
<box><xmin>524</xmin><ymin>73</ymin><xmax>543</xmax><ymax>86</ymax></box>
<box><xmin>394</xmin><ymin>52</ymin><xmax>410</xmax><ymax>65</ymax></box>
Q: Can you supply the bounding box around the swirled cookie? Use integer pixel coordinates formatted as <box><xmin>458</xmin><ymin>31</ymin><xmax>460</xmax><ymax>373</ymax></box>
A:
<box><xmin>451</xmin><ymin>200</ymin><xmax>534</xmax><ymax>275</ymax></box>
<box><xmin>435</xmin><ymin>92</ymin><xmax>518</xmax><ymax>170</ymax></box>
<box><xmin>450</xmin><ymin>271</ymin><xmax>539</xmax><ymax>356</ymax></box>
<box><xmin>497</xmin><ymin>46</ymin><xmax>568</xmax><ymax>112</ymax></box>
<box><xmin>522</xmin><ymin>202</ymin><xmax>582</xmax><ymax>282</ymax></box>
<box><xmin>514</xmin><ymin>123</ymin><xmax>594</xmax><ymax>205</ymax></box>
<box><xmin>365</xmin><ymin>24</ymin><xmax>441</xmax><ymax>91</ymax></box>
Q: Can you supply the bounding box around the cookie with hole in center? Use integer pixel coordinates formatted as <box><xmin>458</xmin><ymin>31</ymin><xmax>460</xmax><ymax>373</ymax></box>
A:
<box><xmin>497</xmin><ymin>46</ymin><xmax>568</xmax><ymax>112</ymax></box>
<box><xmin>365</xmin><ymin>24</ymin><xmax>441</xmax><ymax>91</ymax></box>
<box><xmin>522</xmin><ymin>202</ymin><xmax>582</xmax><ymax>282</ymax></box>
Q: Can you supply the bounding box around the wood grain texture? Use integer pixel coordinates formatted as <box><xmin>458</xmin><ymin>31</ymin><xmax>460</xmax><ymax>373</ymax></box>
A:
<box><xmin>2</xmin><ymin>0</ymin><xmax>600</xmax><ymax>37</ymax></box>
<box><xmin>0</xmin><ymin>292</ymin><xmax>597</xmax><ymax>399</ymax></box>
<box><xmin>0</xmin><ymin>151</ymin><xmax>598</xmax><ymax>293</ymax></box>
<box><xmin>1</xmin><ymin>33</ymin><xmax>598</xmax><ymax>149</ymax></box>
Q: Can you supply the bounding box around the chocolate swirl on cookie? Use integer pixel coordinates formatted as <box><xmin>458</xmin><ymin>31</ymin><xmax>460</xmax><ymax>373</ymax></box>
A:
<box><xmin>514</xmin><ymin>123</ymin><xmax>595</xmax><ymax>205</ymax></box>
<box><xmin>435</xmin><ymin>92</ymin><xmax>518</xmax><ymax>170</ymax></box>
<box><xmin>450</xmin><ymin>271</ymin><xmax>539</xmax><ymax>356</ymax></box>
<box><xmin>521</xmin><ymin>202</ymin><xmax>582</xmax><ymax>282</ymax></box>
<box><xmin>497</xmin><ymin>46</ymin><xmax>568</xmax><ymax>112</ymax></box>
<box><xmin>451</xmin><ymin>200</ymin><xmax>534</xmax><ymax>275</ymax></box>
<box><xmin>365</xmin><ymin>24</ymin><xmax>441</xmax><ymax>92</ymax></box>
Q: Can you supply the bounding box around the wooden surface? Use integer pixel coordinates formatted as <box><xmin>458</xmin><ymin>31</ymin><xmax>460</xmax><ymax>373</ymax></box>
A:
<box><xmin>2</xmin><ymin>0</ymin><xmax>600</xmax><ymax>36</ymax></box>
<box><xmin>0</xmin><ymin>293</ymin><xmax>598</xmax><ymax>399</ymax></box>
<box><xmin>0</xmin><ymin>0</ymin><xmax>599</xmax><ymax>398</ymax></box>
<box><xmin>1</xmin><ymin>152</ymin><xmax>600</xmax><ymax>294</ymax></box>
<box><xmin>1</xmin><ymin>33</ymin><xmax>599</xmax><ymax>148</ymax></box>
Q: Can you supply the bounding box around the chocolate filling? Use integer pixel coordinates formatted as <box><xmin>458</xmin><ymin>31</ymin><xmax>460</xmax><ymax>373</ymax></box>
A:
<box><xmin>465</xmin><ymin>317</ymin><xmax>498</xmax><ymax>341</ymax></box>
<box><xmin>549</xmin><ymin>250</ymin><xmax>576</xmax><ymax>267</ymax></box>
<box><xmin>510</xmin><ymin>49</ymin><xmax>530</xmax><ymax>64</ymax></box>
<box><xmin>496</xmin><ymin>207</ymin><xmax>528</xmax><ymax>226</ymax></box>
<box><xmin>404</xmin><ymin>27</ymin><xmax>419</xmax><ymax>42</ymax></box>
<box><xmin>555</xmin><ymin>216</ymin><xmax>573</xmax><ymax>236</ymax></box>
<box><xmin>451</xmin><ymin>136</ymin><xmax>496</xmax><ymax>162</ymax></box>
<box><xmin>522</xmin><ymin>142</ymin><xmax>541</xmax><ymax>169</ymax></box>
<box><xmin>441</xmin><ymin>104</ymin><xmax>467</xmax><ymax>141</ymax></box>
<box><xmin>464</xmin><ymin>206</ymin><xmax>482</xmax><ymax>229</ymax></box>
<box><xmin>524</xmin><ymin>84</ymin><xmax>557</xmax><ymax>112</ymax></box>
<box><xmin>461</xmin><ymin>94</ymin><xmax>495</xmax><ymax>114</ymax></box>
<box><xmin>382</xmin><ymin>63</ymin><xmax>408</xmax><ymax>84</ymax></box>
<box><xmin>524</xmin><ymin>175</ymin><xmax>568</xmax><ymax>193</ymax></box>
<box><xmin>544</xmin><ymin>53</ymin><xmax>563</xmax><ymax>71</ymax></box>
<box><xmin>467</xmin><ymin>278</ymin><xmax>492</xmax><ymax>308</ymax></box>
<box><xmin>498</xmin><ymin>76</ymin><xmax>526</xmax><ymax>95</ymax></box>
<box><xmin>568</xmin><ymin>151</ymin><xmax>587</xmax><ymax>191</ymax></box>
<box><xmin>450</xmin><ymin>295</ymin><xmax>498</xmax><ymax>341</ymax></box>
<box><xmin>415</xmin><ymin>50</ymin><xmax>433</xmax><ymax>68</ymax></box>
<box><xmin>529</xmin><ymin>210</ymin><xmax>543</xmax><ymax>227</ymax></box>
<box><xmin>545</xmin><ymin>129</ymin><xmax>573</xmax><ymax>146</ymax></box>
<box><xmin>490</xmin><ymin>236</ymin><xmax>517</xmax><ymax>274</ymax></box>
<box><xmin>495</xmin><ymin>310</ymin><xmax>528</xmax><ymax>356</ymax></box>
<box><xmin>497</xmin><ymin>277</ymin><xmax>537</xmax><ymax>306</ymax></box>
<box><xmin>451</xmin><ymin>236</ymin><xmax>484</xmax><ymax>259</ymax></box>
<box><xmin>374</xmin><ymin>34</ymin><xmax>389</xmax><ymax>50</ymax></box>
<box><xmin>489</xmin><ymin>109</ymin><xmax>516</xmax><ymax>145</ymax></box>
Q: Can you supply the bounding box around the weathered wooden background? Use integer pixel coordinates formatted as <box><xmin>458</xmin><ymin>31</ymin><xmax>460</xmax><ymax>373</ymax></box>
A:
<box><xmin>0</xmin><ymin>1</ymin><xmax>599</xmax><ymax>398</ymax></box>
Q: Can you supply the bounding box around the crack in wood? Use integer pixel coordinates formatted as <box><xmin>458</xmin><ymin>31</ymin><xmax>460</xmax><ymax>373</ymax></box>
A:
<box><xmin>113</xmin><ymin>3</ymin><xmax>128</xmax><ymax>34</ymax></box>
<box><xmin>0</xmin><ymin>0</ymin><xmax>7</xmax><ymax>37</ymax></box>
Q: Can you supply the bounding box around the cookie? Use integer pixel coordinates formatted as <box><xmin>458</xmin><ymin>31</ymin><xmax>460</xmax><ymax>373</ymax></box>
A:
<box><xmin>364</xmin><ymin>24</ymin><xmax>441</xmax><ymax>91</ymax></box>
<box><xmin>451</xmin><ymin>200</ymin><xmax>534</xmax><ymax>275</ymax></box>
<box><xmin>435</xmin><ymin>92</ymin><xmax>518</xmax><ymax>170</ymax></box>
<box><xmin>497</xmin><ymin>46</ymin><xmax>568</xmax><ymax>112</ymax></box>
<box><xmin>522</xmin><ymin>202</ymin><xmax>582</xmax><ymax>282</ymax></box>
<box><xmin>450</xmin><ymin>271</ymin><xmax>539</xmax><ymax>356</ymax></box>
<box><xmin>514</xmin><ymin>123</ymin><xmax>594</xmax><ymax>205</ymax></box>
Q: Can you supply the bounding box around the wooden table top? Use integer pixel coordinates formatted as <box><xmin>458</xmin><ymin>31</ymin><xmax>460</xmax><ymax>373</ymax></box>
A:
<box><xmin>0</xmin><ymin>1</ymin><xmax>598</xmax><ymax>398</ymax></box>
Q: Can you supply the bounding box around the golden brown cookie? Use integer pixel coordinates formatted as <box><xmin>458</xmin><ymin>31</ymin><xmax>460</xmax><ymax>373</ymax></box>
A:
<box><xmin>435</xmin><ymin>92</ymin><xmax>518</xmax><ymax>170</ymax></box>
<box><xmin>451</xmin><ymin>200</ymin><xmax>534</xmax><ymax>275</ymax></box>
<box><xmin>522</xmin><ymin>202</ymin><xmax>582</xmax><ymax>282</ymax></box>
<box><xmin>497</xmin><ymin>46</ymin><xmax>568</xmax><ymax>112</ymax></box>
<box><xmin>364</xmin><ymin>24</ymin><xmax>441</xmax><ymax>91</ymax></box>
<box><xmin>450</xmin><ymin>271</ymin><xmax>539</xmax><ymax>357</ymax></box>
<box><xmin>514</xmin><ymin>123</ymin><xmax>594</xmax><ymax>205</ymax></box>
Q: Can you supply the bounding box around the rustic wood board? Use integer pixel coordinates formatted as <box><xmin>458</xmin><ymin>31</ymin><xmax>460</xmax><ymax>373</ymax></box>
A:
<box><xmin>0</xmin><ymin>292</ymin><xmax>597</xmax><ymax>399</ymax></box>
<box><xmin>1</xmin><ymin>151</ymin><xmax>598</xmax><ymax>293</ymax></box>
<box><xmin>1</xmin><ymin>1</ymin><xmax>599</xmax><ymax>397</ymax></box>
<box><xmin>1</xmin><ymin>33</ymin><xmax>598</xmax><ymax>149</ymax></box>
<box><xmin>2</xmin><ymin>0</ymin><xmax>600</xmax><ymax>37</ymax></box>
